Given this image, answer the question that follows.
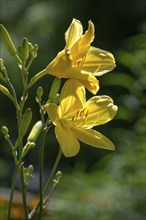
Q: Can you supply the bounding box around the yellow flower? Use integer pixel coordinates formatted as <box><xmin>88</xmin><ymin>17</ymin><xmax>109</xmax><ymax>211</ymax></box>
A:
<box><xmin>46</xmin><ymin>18</ymin><xmax>116</xmax><ymax>94</ymax></box>
<box><xmin>45</xmin><ymin>79</ymin><xmax>118</xmax><ymax>157</ymax></box>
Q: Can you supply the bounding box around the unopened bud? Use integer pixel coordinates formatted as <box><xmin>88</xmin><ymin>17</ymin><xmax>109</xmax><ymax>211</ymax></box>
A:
<box><xmin>1</xmin><ymin>126</ymin><xmax>9</xmax><ymax>136</ymax></box>
<box><xmin>19</xmin><ymin>108</ymin><xmax>32</xmax><ymax>137</ymax></box>
<box><xmin>28</xmin><ymin>42</ymin><xmax>33</xmax><ymax>52</ymax></box>
<box><xmin>0</xmin><ymin>84</ymin><xmax>11</xmax><ymax>98</ymax></box>
<box><xmin>0</xmin><ymin>24</ymin><xmax>17</xmax><ymax>56</ymax></box>
<box><xmin>0</xmin><ymin>58</ymin><xmax>4</xmax><ymax>70</ymax></box>
<box><xmin>56</xmin><ymin>171</ymin><xmax>62</xmax><ymax>179</ymax></box>
<box><xmin>21</xmin><ymin>38</ymin><xmax>29</xmax><ymax>61</ymax></box>
<box><xmin>27</xmin><ymin>121</ymin><xmax>43</xmax><ymax>142</ymax></box>
<box><xmin>37</xmin><ymin>86</ymin><xmax>43</xmax><ymax>98</ymax></box>
<box><xmin>49</xmin><ymin>78</ymin><xmax>61</xmax><ymax>103</ymax></box>
<box><xmin>27</xmin><ymin>164</ymin><xmax>34</xmax><ymax>175</ymax></box>
<box><xmin>34</xmin><ymin>44</ymin><xmax>38</xmax><ymax>51</ymax></box>
<box><xmin>21</xmin><ymin>141</ymin><xmax>36</xmax><ymax>158</ymax></box>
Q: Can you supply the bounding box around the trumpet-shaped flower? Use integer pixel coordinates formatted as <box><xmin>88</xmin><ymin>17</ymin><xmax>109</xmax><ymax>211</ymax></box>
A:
<box><xmin>46</xmin><ymin>18</ymin><xmax>116</xmax><ymax>94</ymax></box>
<box><xmin>45</xmin><ymin>79</ymin><xmax>118</xmax><ymax>157</ymax></box>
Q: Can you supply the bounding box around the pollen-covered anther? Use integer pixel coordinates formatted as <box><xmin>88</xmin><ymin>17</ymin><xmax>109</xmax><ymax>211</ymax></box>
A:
<box><xmin>71</xmin><ymin>108</ymin><xmax>89</xmax><ymax>127</ymax></box>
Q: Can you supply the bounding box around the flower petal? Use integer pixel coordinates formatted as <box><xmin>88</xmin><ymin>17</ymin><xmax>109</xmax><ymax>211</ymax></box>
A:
<box><xmin>65</xmin><ymin>18</ymin><xmax>83</xmax><ymax>49</ymax></box>
<box><xmin>55</xmin><ymin>122</ymin><xmax>80</xmax><ymax>157</ymax></box>
<box><xmin>73</xmin><ymin>128</ymin><xmax>115</xmax><ymax>150</ymax></box>
<box><xmin>59</xmin><ymin>79</ymin><xmax>86</xmax><ymax>116</ymax></box>
<box><xmin>83</xmin><ymin>95</ymin><xmax>118</xmax><ymax>128</ymax></box>
<box><xmin>45</xmin><ymin>103</ymin><xmax>60</xmax><ymax>125</ymax></box>
<box><xmin>82</xmin><ymin>46</ymin><xmax>116</xmax><ymax>75</ymax></box>
<box><xmin>71</xmin><ymin>20</ymin><xmax>95</xmax><ymax>61</ymax></box>
<box><xmin>64</xmin><ymin>69</ymin><xmax>99</xmax><ymax>94</ymax></box>
<box><xmin>46</xmin><ymin>50</ymin><xmax>72</xmax><ymax>78</ymax></box>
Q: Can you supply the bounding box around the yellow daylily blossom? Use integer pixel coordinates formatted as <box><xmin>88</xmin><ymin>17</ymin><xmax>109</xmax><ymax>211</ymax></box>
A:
<box><xmin>45</xmin><ymin>79</ymin><xmax>118</xmax><ymax>157</ymax></box>
<box><xmin>46</xmin><ymin>18</ymin><xmax>116</xmax><ymax>94</ymax></box>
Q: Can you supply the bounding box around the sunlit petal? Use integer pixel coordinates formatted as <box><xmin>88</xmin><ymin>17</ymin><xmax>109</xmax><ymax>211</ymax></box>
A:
<box><xmin>65</xmin><ymin>18</ymin><xmax>83</xmax><ymax>49</ymax></box>
<box><xmin>65</xmin><ymin>69</ymin><xmax>99</xmax><ymax>94</ymax></box>
<box><xmin>81</xmin><ymin>46</ymin><xmax>116</xmax><ymax>75</ymax></box>
<box><xmin>83</xmin><ymin>95</ymin><xmax>118</xmax><ymax>128</ymax></box>
<box><xmin>45</xmin><ymin>103</ymin><xmax>60</xmax><ymax>125</ymax></box>
<box><xmin>46</xmin><ymin>50</ymin><xmax>71</xmax><ymax>78</ymax></box>
<box><xmin>59</xmin><ymin>79</ymin><xmax>85</xmax><ymax>116</ymax></box>
<box><xmin>55</xmin><ymin>122</ymin><xmax>80</xmax><ymax>157</ymax></box>
<box><xmin>71</xmin><ymin>21</ymin><xmax>95</xmax><ymax>61</ymax></box>
<box><xmin>73</xmin><ymin>128</ymin><xmax>115</xmax><ymax>150</ymax></box>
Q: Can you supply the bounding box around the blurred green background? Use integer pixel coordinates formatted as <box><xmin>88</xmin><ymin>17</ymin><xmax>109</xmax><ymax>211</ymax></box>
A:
<box><xmin>0</xmin><ymin>0</ymin><xmax>145</xmax><ymax>219</ymax></box>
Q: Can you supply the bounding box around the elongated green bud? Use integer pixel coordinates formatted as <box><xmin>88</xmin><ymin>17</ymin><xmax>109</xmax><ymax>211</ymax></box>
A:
<box><xmin>21</xmin><ymin>38</ymin><xmax>29</xmax><ymax>61</ymax></box>
<box><xmin>49</xmin><ymin>78</ymin><xmax>61</xmax><ymax>103</ymax></box>
<box><xmin>0</xmin><ymin>84</ymin><xmax>11</xmax><ymax>97</ymax></box>
<box><xmin>0</xmin><ymin>24</ymin><xmax>17</xmax><ymax>56</ymax></box>
<box><xmin>15</xmin><ymin>108</ymin><xmax>32</xmax><ymax>148</ymax></box>
<box><xmin>19</xmin><ymin>108</ymin><xmax>32</xmax><ymax>137</ymax></box>
<box><xmin>0</xmin><ymin>58</ymin><xmax>4</xmax><ymax>70</ymax></box>
<box><xmin>27</xmin><ymin>120</ymin><xmax>43</xmax><ymax>142</ymax></box>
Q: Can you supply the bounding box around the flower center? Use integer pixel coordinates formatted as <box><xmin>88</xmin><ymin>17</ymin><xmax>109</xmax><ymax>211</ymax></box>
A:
<box><xmin>72</xmin><ymin>56</ymin><xmax>86</xmax><ymax>68</ymax></box>
<box><xmin>71</xmin><ymin>108</ymin><xmax>89</xmax><ymax>127</ymax></box>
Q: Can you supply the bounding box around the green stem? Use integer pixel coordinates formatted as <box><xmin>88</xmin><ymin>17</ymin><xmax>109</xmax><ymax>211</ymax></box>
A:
<box><xmin>26</xmin><ymin>57</ymin><xmax>34</xmax><ymax>72</ymax></box>
<box><xmin>20</xmin><ymin>165</ymin><xmax>28</xmax><ymax>220</ymax></box>
<box><xmin>28</xmin><ymin>147</ymin><xmax>62</xmax><ymax>220</ymax></box>
<box><xmin>21</xmin><ymin>62</ymin><xmax>27</xmax><ymax>90</ymax></box>
<box><xmin>5</xmin><ymin>77</ymin><xmax>19</xmax><ymax>112</ymax></box>
<box><xmin>43</xmin><ymin>147</ymin><xmax>62</xmax><ymax>195</ymax></box>
<box><xmin>7</xmin><ymin>164</ymin><xmax>19</xmax><ymax>220</ymax></box>
<box><xmin>27</xmin><ymin>69</ymin><xmax>47</xmax><ymax>90</ymax></box>
<box><xmin>38</xmin><ymin>129</ymin><xmax>47</xmax><ymax>220</ymax></box>
<box><xmin>5</xmin><ymin>136</ymin><xmax>18</xmax><ymax>164</ymax></box>
<box><xmin>14</xmin><ymin>54</ymin><xmax>22</xmax><ymax>66</ymax></box>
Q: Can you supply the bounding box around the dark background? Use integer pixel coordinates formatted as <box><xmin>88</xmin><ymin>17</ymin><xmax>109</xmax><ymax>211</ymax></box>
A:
<box><xmin>0</xmin><ymin>0</ymin><xmax>145</xmax><ymax>219</ymax></box>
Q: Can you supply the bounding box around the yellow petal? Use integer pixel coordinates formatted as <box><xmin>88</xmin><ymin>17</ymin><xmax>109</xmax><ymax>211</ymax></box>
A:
<box><xmin>65</xmin><ymin>18</ymin><xmax>83</xmax><ymax>49</ymax></box>
<box><xmin>83</xmin><ymin>95</ymin><xmax>118</xmax><ymax>128</ymax></box>
<box><xmin>46</xmin><ymin>50</ymin><xmax>71</xmax><ymax>78</ymax></box>
<box><xmin>73</xmin><ymin>128</ymin><xmax>115</xmax><ymax>150</ymax></box>
<box><xmin>59</xmin><ymin>79</ymin><xmax>85</xmax><ymax>116</ymax></box>
<box><xmin>55</xmin><ymin>122</ymin><xmax>80</xmax><ymax>157</ymax></box>
<box><xmin>45</xmin><ymin>103</ymin><xmax>60</xmax><ymax>125</ymax></box>
<box><xmin>79</xmin><ymin>71</ymin><xmax>99</xmax><ymax>94</ymax></box>
<box><xmin>82</xmin><ymin>46</ymin><xmax>116</xmax><ymax>75</ymax></box>
<box><xmin>64</xmin><ymin>69</ymin><xmax>99</xmax><ymax>94</ymax></box>
<box><xmin>71</xmin><ymin>20</ymin><xmax>95</xmax><ymax>61</ymax></box>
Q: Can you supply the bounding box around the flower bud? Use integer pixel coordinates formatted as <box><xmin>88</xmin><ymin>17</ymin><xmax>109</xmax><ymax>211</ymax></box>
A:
<box><xmin>15</xmin><ymin>108</ymin><xmax>32</xmax><ymax>148</ymax></box>
<box><xmin>30</xmin><ymin>44</ymin><xmax>38</xmax><ymax>58</ymax></box>
<box><xmin>0</xmin><ymin>58</ymin><xmax>4</xmax><ymax>70</ymax></box>
<box><xmin>21</xmin><ymin>38</ymin><xmax>29</xmax><ymax>61</ymax></box>
<box><xmin>49</xmin><ymin>78</ymin><xmax>61</xmax><ymax>103</ymax></box>
<box><xmin>37</xmin><ymin>86</ymin><xmax>43</xmax><ymax>98</ymax></box>
<box><xmin>21</xmin><ymin>141</ymin><xmax>36</xmax><ymax>158</ymax></box>
<box><xmin>56</xmin><ymin>170</ymin><xmax>62</xmax><ymax>179</ymax></box>
<box><xmin>19</xmin><ymin>108</ymin><xmax>32</xmax><ymax>137</ymax></box>
<box><xmin>27</xmin><ymin>164</ymin><xmax>34</xmax><ymax>175</ymax></box>
<box><xmin>34</xmin><ymin>44</ymin><xmax>38</xmax><ymax>51</ymax></box>
<box><xmin>1</xmin><ymin>126</ymin><xmax>9</xmax><ymax>136</ymax></box>
<box><xmin>0</xmin><ymin>24</ymin><xmax>17</xmax><ymax>56</ymax></box>
<box><xmin>27</xmin><ymin>121</ymin><xmax>43</xmax><ymax>142</ymax></box>
<box><xmin>28</xmin><ymin>42</ymin><xmax>33</xmax><ymax>52</ymax></box>
<box><xmin>0</xmin><ymin>84</ymin><xmax>11</xmax><ymax>97</ymax></box>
